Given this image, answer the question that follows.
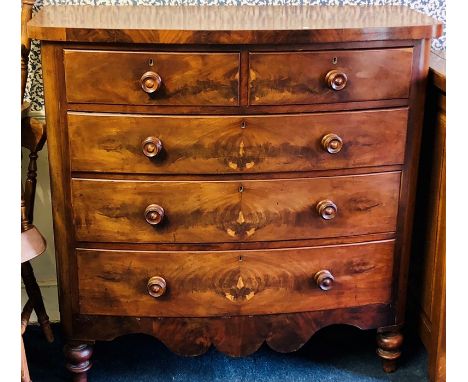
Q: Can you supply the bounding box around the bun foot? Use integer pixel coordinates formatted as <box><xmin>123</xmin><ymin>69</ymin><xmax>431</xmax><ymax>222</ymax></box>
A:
<box><xmin>376</xmin><ymin>329</ymin><xmax>403</xmax><ymax>373</ymax></box>
<box><xmin>64</xmin><ymin>343</ymin><xmax>93</xmax><ymax>382</ymax></box>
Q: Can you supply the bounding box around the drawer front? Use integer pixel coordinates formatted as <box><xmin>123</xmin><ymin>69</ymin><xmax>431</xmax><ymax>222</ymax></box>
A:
<box><xmin>77</xmin><ymin>240</ymin><xmax>394</xmax><ymax>317</ymax></box>
<box><xmin>72</xmin><ymin>172</ymin><xmax>400</xmax><ymax>243</ymax></box>
<box><xmin>69</xmin><ymin>108</ymin><xmax>408</xmax><ymax>174</ymax></box>
<box><xmin>64</xmin><ymin>50</ymin><xmax>240</xmax><ymax>106</ymax></box>
<box><xmin>249</xmin><ymin>48</ymin><xmax>413</xmax><ymax>105</ymax></box>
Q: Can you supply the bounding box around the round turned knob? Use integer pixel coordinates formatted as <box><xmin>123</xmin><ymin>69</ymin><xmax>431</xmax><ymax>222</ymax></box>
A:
<box><xmin>321</xmin><ymin>133</ymin><xmax>343</xmax><ymax>154</ymax></box>
<box><xmin>314</xmin><ymin>270</ymin><xmax>335</xmax><ymax>291</ymax></box>
<box><xmin>140</xmin><ymin>71</ymin><xmax>162</xmax><ymax>94</ymax></box>
<box><xmin>142</xmin><ymin>137</ymin><xmax>163</xmax><ymax>158</ymax></box>
<box><xmin>316</xmin><ymin>200</ymin><xmax>337</xmax><ymax>220</ymax></box>
<box><xmin>147</xmin><ymin>276</ymin><xmax>167</xmax><ymax>298</ymax></box>
<box><xmin>144</xmin><ymin>204</ymin><xmax>165</xmax><ymax>225</ymax></box>
<box><xmin>325</xmin><ymin>70</ymin><xmax>348</xmax><ymax>91</ymax></box>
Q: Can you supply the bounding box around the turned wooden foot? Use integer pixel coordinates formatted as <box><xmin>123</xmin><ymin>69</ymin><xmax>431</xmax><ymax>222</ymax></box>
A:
<box><xmin>377</xmin><ymin>329</ymin><xmax>403</xmax><ymax>373</ymax></box>
<box><xmin>64</xmin><ymin>343</ymin><xmax>93</xmax><ymax>382</ymax></box>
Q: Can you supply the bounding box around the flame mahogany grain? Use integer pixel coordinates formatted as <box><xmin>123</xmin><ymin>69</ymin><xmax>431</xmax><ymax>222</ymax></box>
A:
<box><xmin>249</xmin><ymin>49</ymin><xmax>413</xmax><ymax>105</ymax></box>
<box><xmin>71</xmin><ymin>173</ymin><xmax>401</xmax><ymax>244</ymax></box>
<box><xmin>71</xmin><ymin>304</ymin><xmax>394</xmax><ymax>357</ymax></box>
<box><xmin>76</xmin><ymin>240</ymin><xmax>394</xmax><ymax>317</ymax></box>
<box><xmin>64</xmin><ymin>50</ymin><xmax>240</xmax><ymax>106</ymax></box>
<box><xmin>31</xmin><ymin>5</ymin><xmax>441</xmax><ymax>379</ymax></box>
<box><xmin>68</xmin><ymin>109</ymin><xmax>408</xmax><ymax>175</ymax></box>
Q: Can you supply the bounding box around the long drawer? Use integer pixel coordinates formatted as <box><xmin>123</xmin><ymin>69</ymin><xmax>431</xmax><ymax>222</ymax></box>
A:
<box><xmin>77</xmin><ymin>240</ymin><xmax>395</xmax><ymax>317</ymax></box>
<box><xmin>249</xmin><ymin>48</ymin><xmax>413</xmax><ymax>105</ymax></box>
<box><xmin>68</xmin><ymin>108</ymin><xmax>408</xmax><ymax>174</ymax></box>
<box><xmin>71</xmin><ymin>172</ymin><xmax>400</xmax><ymax>243</ymax></box>
<box><xmin>64</xmin><ymin>50</ymin><xmax>240</xmax><ymax>106</ymax></box>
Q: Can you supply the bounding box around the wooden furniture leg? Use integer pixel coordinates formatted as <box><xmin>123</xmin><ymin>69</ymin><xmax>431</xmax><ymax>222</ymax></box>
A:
<box><xmin>21</xmin><ymin>336</ymin><xmax>31</xmax><ymax>382</ymax></box>
<box><xmin>377</xmin><ymin>328</ymin><xmax>404</xmax><ymax>373</ymax></box>
<box><xmin>64</xmin><ymin>343</ymin><xmax>93</xmax><ymax>382</ymax></box>
<box><xmin>21</xmin><ymin>261</ymin><xmax>54</xmax><ymax>343</ymax></box>
<box><xmin>21</xmin><ymin>300</ymin><xmax>33</xmax><ymax>382</ymax></box>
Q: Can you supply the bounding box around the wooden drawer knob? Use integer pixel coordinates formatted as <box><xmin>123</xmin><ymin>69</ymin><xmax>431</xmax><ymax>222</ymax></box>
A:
<box><xmin>314</xmin><ymin>270</ymin><xmax>335</xmax><ymax>291</ymax></box>
<box><xmin>142</xmin><ymin>137</ymin><xmax>163</xmax><ymax>158</ymax></box>
<box><xmin>140</xmin><ymin>71</ymin><xmax>162</xmax><ymax>94</ymax></box>
<box><xmin>321</xmin><ymin>133</ymin><xmax>343</xmax><ymax>154</ymax></box>
<box><xmin>325</xmin><ymin>70</ymin><xmax>348</xmax><ymax>91</ymax></box>
<box><xmin>316</xmin><ymin>200</ymin><xmax>337</xmax><ymax>220</ymax></box>
<box><xmin>144</xmin><ymin>204</ymin><xmax>165</xmax><ymax>225</ymax></box>
<box><xmin>147</xmin><ymin>276</ymin><xmax>167</xmax><ymax>298</ymax></box>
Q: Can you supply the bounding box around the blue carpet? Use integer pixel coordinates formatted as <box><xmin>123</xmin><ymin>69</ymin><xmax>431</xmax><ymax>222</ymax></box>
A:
<box><xmin>24</xmin><ymin>324</ymin><xmax>428</xmax><ymax>381</ymax></box>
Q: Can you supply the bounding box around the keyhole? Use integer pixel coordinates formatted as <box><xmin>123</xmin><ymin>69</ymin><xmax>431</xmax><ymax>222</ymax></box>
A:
<box><xmin>149</xmin><ymin>58</ymin><xmax>154</xmax><ymax>66</ymax></box>
<box><xmin>332</xmin><ymin>57</ymin><xmax>338</xmax><ymax>64</ymax></box>
<box><xmin>239</xmin><ymin>255</ymin><xmax>243</xmax><ymax>261</ymax></box>
<box><xmin>238</xmin><ymin>185</ymin><xmax>244</xmax><ymax>193</ymax></box>
<box><xmin>241</xmin><ymin>121</ymin><xmax>247</xmax><ymax>129</ymax></box>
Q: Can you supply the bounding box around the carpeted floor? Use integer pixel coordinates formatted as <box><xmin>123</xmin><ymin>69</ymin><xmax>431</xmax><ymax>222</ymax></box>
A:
<box><xmin>24</xmin><ymin>323</ymin><xmax>428</xmax><ymax>382</ymax></box>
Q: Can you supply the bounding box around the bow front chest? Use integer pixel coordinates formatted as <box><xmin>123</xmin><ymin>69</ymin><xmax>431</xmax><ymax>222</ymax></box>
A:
<box><xmin>29</xmin><ymin>5</ymin><xmax>441</xmax><ymax>380</ymax></box>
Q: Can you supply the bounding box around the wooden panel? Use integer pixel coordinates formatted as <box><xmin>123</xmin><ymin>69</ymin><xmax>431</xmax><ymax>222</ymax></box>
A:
<box><xmin>71</xmin><ymin>172</ymin><xmax>401</xmax><ymax>243</ymax></box>
<box><xmin>39</xmin><ymin>43</ymin><xmax>77</xmax><ymax>337</ymax></box>
<box><xmin>29</xmin><ymin>4</ymin><xmax>440</xmax><ymax>376</ymax></box>
<box><xmin>249</xmin><ymin>49</ymin><xmax>413</xmax><ymax>105</ymax></box>
<box><xmin>77</xmin><ymin>240</ymin><xmax>394</xmax><ymax>317</ymax></box>
<box><xmin>28</xmin><ymin>5</ymin><xmax>442</xmax><ymax>43</ymax></box>
<box><xmin>64</xmin><ymin>50</ymin><xmax>240</xmax><ymax>106</ymax></box>
<box><xmin>73</xmin><ymin>305</ymin><xmax>394</xmax><ymax>356</ymax></box>
<box><xmin>66</xmin><ymin>98</ymin><xmax>410</xmax><ymax>115</ymax></box>
<box><xmin>410</xmin><ymin>51</ymin><xmax>446</xmax><ymax>382</ymax></box>
<box><xmin>68</xmin><ymin>108</ymin><xmax>408</xmax><ymax>174</ymax></box>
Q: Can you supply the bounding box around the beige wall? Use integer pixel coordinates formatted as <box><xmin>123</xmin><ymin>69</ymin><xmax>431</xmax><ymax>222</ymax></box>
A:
<box><xmin>21</xmin><ymin>142</ymin><xmax>59</xmax><ymax>322</ymax></box>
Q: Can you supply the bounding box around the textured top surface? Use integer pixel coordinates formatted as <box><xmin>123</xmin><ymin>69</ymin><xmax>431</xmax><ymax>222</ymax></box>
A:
<box><xmin>28</xmin><ymin>5</ymin><xmax>442</xmax><ymax>43</ymax></box>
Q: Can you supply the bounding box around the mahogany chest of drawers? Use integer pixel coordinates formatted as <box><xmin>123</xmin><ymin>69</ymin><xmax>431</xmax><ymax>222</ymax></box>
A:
<box><xmin>29</xmin><ymin>5</ymin><xmax>441</xmax><ymax>380</ymax></box>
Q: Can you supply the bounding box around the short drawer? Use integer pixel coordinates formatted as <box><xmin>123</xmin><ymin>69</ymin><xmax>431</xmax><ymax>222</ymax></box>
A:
<box><xmin>68</xmin><ymin>108</ymin><xmax>408</xmax><ymax>174</ymax></box>
<box><xmin>64</xmin><ymin>50</ymin><xmax>240</xmax><ymax>106</ymax></box>
<box><xmin>77</xmin><ymin>240</ymin><xmax>395</xmax><ymax>317</ymax></box>
<box><xmin>71</xmin><ymin>172</ymin><xmax>400</xmax><ymax>243</ymax></box>
<box><xmin>249</xmin><ymin>48</ymin><xmax>413</xmax><ymax>105</ymax></box>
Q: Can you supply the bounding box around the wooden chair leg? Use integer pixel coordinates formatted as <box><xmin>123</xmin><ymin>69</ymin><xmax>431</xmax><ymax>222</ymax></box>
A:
<box><xmin>21</xmin><ymin>335</ymin><xmax>31</xmax><ymax>382</ymax></box>
<box><xmin>21</xmin><ymin>261</ymin><xmax>54</xmax><ymax>343</ymax></box>
<box><xmin>21</xmin><ymin>299</ymin><xmax>34</xmax><ymax>334</ymax></box>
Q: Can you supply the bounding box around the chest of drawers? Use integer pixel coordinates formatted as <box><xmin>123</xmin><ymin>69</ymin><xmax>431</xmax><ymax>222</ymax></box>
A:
<box><xmin>29</xmin><ymin>5</ymin><xmax>441</xmax><ymax>380</ymax></box>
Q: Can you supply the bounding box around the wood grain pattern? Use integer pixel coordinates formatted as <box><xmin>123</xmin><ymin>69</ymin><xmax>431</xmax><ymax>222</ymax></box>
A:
<box><xmin>40</xmin><ymin>43</ymin><xmax>77</xmax><ymax>338</ymax></box>
<box><xmin>428</xmin><ymin>50</ymin><xmax>446</xmax><ymax>92</ymax></box>
<box><xmin>74</xmin><ymin>233</ymin><xmax>396</xmax><ymax>253</ymax></box>
<box><xmin>31</xmin><ymin>5</ymin><xmax>440</xmax><ymax>376</ymax></box>
<box><xmin>64</xmin><ymin>50</ymin><xmax>240</xmax><ymax>106</ymax></box>
<box><xmin>71</xmin><ymin>172</ymin><xmax>400</xmax><ymax>243</ymax></box>
<box><xmin>77</xmin><ymin>240</ymin><xmax>394</xmax><ymax>317</ymax></box>
<box><xmin>28</xmin><ymin>5</ymin><xmax>442</xmax><ymax>44</ymax></box>
<box><xmin>409</xmin><ymin>51</ymin><xmax>446</xmax><ymax>382</ymax></box>
<box><xmin>73</xmin><ymin>304</ymin><xmax>393</xmax><ymax>356</ymax></box>
<box><xmin>392</xmin><ymin>39</ymin><xmax>431</xmax><ymax>325</ymax></box>
<box><xmin>68</xmin><ymin>108</ymin><xmax>408</xmax><ymax>174</ymax></box>
<box><xmin>249</xmin><ymin>49</ymin><xmax>413</xmax><ymax>105</ymax></box>
<box><xmin>66</xmin><ymin>98</ymin><xmax>410</xmax><ymax>116</ymax></box>
<box><xmin>377</xmin><ymin>329</ymin><xmax>404</xmax><ymax>372</ymax></box>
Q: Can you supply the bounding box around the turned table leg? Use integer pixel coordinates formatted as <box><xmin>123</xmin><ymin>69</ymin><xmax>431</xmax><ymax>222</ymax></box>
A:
<box><xmin>377</xmin><ymin>329</ymin><xmax>404</xmax><ymax>373</ymax></box>
<box><xmin>64</xmin><ymin>343</ymin><xmax>93</xmax><ymax>382</ymax></box>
